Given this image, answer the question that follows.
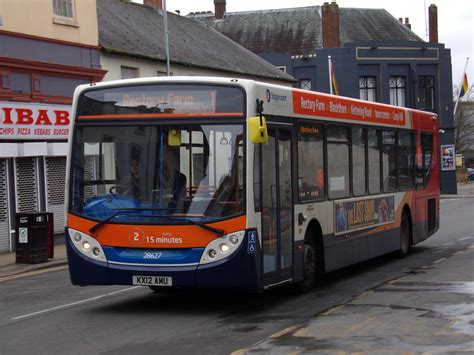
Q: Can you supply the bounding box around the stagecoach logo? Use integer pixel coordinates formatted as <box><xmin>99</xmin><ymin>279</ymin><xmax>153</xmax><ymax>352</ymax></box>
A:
<box><xmin>265</xmin><ymin>89</ymin><xmax>287</xmax><ymax>104</ymax></box>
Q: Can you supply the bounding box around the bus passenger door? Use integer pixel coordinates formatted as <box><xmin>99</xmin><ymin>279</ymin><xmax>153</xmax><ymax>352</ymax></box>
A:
<box><xmin>261</xmin><ymin>127</ymin><xmax>293</xmax><ymax>287</ymax></box>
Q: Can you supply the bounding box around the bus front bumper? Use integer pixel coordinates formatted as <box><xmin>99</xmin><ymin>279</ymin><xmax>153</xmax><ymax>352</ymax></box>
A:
<box><xmin>65</xmin><ymin>230</ymin><xmax>262</xmax><ymax>290</ymax></box>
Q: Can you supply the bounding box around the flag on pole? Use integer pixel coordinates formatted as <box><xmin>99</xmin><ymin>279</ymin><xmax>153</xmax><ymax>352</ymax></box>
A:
<box><xmin>330</xmin><ymin>58</ymin><xmax>339</xmax><ymax>95</ymax></box>
<box><xmin>460</xmin><ymin>73</ymin><xmax>469</xmax><ymax>97</ymax></box>
<box><xmin>454</xmin><ymin>57</ymin><xmax>470</xmax><ymax>116</ymax></box>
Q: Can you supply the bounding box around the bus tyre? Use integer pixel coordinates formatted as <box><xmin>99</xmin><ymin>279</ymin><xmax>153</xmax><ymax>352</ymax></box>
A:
<box><xmin>297</xmin><ymin>242</ymin><xmax>317</xmax><ymax>293</ymax></box>
<box><xmin>398</xmin><ymin>212</ymin><xmax>410</xmax><ymax>258</ymax></box>
<box><xmin>149</xmin><ymin>286</ymin><xmax>179</xmax><ymax>294</ymax></box>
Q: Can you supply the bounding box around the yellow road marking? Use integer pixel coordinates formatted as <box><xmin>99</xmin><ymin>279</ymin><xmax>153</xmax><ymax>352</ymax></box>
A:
<box><xmin>319</xmin><ymin>304</ymin><xmax>344</xmax><ymax>316</ymax></box>
<box><xmin>230</xmin><ymin>348</ymin><xmax>250</xmax><ymax>355</ymax></box>
<box><xmin>269</xmin><ymin>324</ymin><xmax>302</xmax><ymax>338</ymax></box>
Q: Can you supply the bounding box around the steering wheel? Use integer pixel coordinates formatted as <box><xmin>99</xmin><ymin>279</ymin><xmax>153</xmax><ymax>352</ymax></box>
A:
<box><xmin>109</xmin><ymin>185</ymin><xmax>131</xmax><ymax>195</ymax></box>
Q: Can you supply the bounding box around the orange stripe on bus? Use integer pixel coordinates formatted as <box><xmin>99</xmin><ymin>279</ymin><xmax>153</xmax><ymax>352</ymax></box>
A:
<box><xmin>292</xmin><ymin>89</ymin><xmax>407</xmax><ymax>127</ymax></box>
<box><xmin>67</xmin><ymin>213</ymin><xmax>246</xmax><ymax>249</ymax></box>
<box><xmin>77</xmin><ymin>113</ymin><xmax>243</xmax><ymax>119</ymax></box>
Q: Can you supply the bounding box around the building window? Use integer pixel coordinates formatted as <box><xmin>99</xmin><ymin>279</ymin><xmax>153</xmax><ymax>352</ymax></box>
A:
<box><xmin>276</xmin><ymin>66</ymin><xmax>287</xmax><ymax>73</ymax></box>
<box><xmin>1</xmin><ymin>73</ymin><xmax>10</xmax><ymax>89</ymax></box>
<box><xmin>299</xmin><ymin>79</ymin><xmax>312</xmax><ymax>90</ymax></box>
<box><xmin>359</xmin><ymin>76</ymin><xmax>376</xmax><ymax>102</ymax></box>
<box><xmin>53</xmin><ymin>0</ymin><xmax>74</xmax><ymax>18</ymax></box>
<box><xmin>121</xmin><ymin>66</ymin><xmax>139</xmax><ymax>79</ymax></box>
<box><xmin>419</xmin><ymin>76</ymin><xmax>435</xmax><ymax>111</ymax></box>
<box><xmin>389</xmin><ymin>76</ymin><xmax>406</xmax><ymax>107</ymax></box>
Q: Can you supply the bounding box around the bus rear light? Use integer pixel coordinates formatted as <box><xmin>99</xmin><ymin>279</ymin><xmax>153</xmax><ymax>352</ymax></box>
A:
<box><xmin>208</xmin><ymin>249</ymin><xmax>217</xmax><ymax>258</ymax></box>
<box><xmin>219</xmin><ymin>243</ymin><xmax>230</xmax><ymax>253</ymax></box>
<box><xmin>92</xmin><ymin>247</ymin><xmax>101</xmax><ymax>257</ymax></box>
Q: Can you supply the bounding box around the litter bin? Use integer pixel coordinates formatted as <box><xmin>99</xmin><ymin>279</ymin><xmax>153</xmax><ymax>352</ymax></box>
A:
<box><xmin>15</xmin><ymin>212</ymin><xmax>53</xmax><ymax>264</ymax></box>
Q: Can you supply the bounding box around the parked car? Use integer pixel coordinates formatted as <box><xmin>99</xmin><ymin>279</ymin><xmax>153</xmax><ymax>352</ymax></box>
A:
<box><xmin>468</xmin><ymin>168</ymin><xmax>474</xmax><ymax>181</ymax></box>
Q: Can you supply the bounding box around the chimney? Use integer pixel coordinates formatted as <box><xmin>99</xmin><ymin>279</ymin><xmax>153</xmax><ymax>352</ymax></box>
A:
<box><xmin>322</xmin><ymin>1</ymin><xmax>340</xmax><ymax>48</ymax></box>
<box><xmin>428</xmin><ymin>4</ymin><xmax>438</xmax><ymax>43</ymax></box>
<box><xmin>214</xmin><ymin>0</ymin><xmax>226</xmax><ymax>19</ymax></box>
<box><xmin>404</xmin><ymin>17</ymin><xmax>411</xmax><ymax>29</ymax></box>
<box><xmin>144</xmin><ymin>0</ymin><xmax>163</xmax><ymax>10</ymax></box>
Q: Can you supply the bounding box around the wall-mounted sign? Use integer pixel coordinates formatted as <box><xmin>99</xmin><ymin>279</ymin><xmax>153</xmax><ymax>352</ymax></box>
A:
<box><xmin>441</xmin><ymin>144</ymin><xmax>455</xmax><ymax>171</ymax></box>
<box><xmin>0</xmin><ymin>102</ymin><xmax>71</xmax><ymax>141</ymax></box>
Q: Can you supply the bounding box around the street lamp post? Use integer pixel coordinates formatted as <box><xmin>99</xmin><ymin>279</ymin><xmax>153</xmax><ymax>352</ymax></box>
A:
<box><xmin>163</xmin><ymin>0</ymin><xmax>170</xmax><ymax>76</ymax></box>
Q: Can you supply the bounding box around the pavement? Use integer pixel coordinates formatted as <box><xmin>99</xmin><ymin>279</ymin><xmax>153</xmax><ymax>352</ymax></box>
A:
<box><xmin>0</xmin><ymin>182</ymin><xmax>472</xmax><ymax>280</ymax></box>
<box><xmin>0</xmin><ymin>235</ymin><xmax>68</xmax><ymax>280</ymax></box>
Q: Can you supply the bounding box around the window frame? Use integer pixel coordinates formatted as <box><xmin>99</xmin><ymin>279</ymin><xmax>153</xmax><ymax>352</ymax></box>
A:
<box><xmin>359</xmin><ymin>76</ymin><xmax>377</xmax><ymax>102</ymax></box>
<box><xmin>120</xmin><ymin>66</ymin><xmax>140</xmax><ymax>80</ymax></box>
<box><xmin>397</xmin><ymin>129</ymin><xmax>415</xmax><ymax>190</ymax></box>
<box><xmin>389</xmin><ymin>75</ymin><xmax>406</xmax><ymax>107</ymax></box>
<box><xmin>418</xmin><ymin>75</ymin><xmax>435</xmax><ymax>112</ymax></box>
<box><xmin>351</xmin><ymin>125</ymin><xmax>368</xmax><ymax>197</ymax></box>
<box><xmin>326</xmin><ymin>124</ymin><xmax>350</xmax><ymax>200</ymax></box>
<box><xmin>296</xmin><ymin>121</ymin><xmax>326</xmax><ymax>203</ymax></box>
<box><xmin>381</xmin><ymin>129</ymin><xmax>398</xmax><ymax>193</ymax></box>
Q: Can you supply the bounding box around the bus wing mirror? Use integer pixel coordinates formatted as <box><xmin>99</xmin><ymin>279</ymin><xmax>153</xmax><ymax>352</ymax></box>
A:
<box><xmin>168</xmin><ymin>129</ymin><xmax>182</xmax><ymax>147</ymax></box>
<box><xmin>248</xmin><ymin>116</ymin><xmax>268</xmax><ymax>144</ymax></box>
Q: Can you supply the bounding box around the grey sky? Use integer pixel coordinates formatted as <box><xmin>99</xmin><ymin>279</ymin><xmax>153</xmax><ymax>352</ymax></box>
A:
<box><xmin>147</xmin><ymin>1</ymin><xmax>474</xmax><ymax>90</ymax></box>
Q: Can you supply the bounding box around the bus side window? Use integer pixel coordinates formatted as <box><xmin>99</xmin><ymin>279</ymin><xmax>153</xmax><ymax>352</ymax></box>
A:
<box><xmin>398</xmin><ymin>130</ymin><xmax>415</xmax><ymax>190</ymax></box>
<box><xmin>327</xmin><ymin>125</ymin><xmax>350</xmax><ymax>199</ymax></box>
<box><xmin>352</xmin><ymin>127</ymin><xmax>367</xmax><ymax>196</ymax></box>
<box><xmin>382</xmin><ymin>130</ymin><xmax>397</xmax><ymax>192</ymax></box>
<box><xmin>422</xmin><ymin>133</ymin><xmax>433</xmax><ymax>185</ymax></box>
<box><xmin>297</xmin><ymin>123</ymin><xmax>325</xmax><ymax>201</ymax></box>
<box><xmin>368</xmin><ymin>128</ymin><xmax>381</xmax><ymax>194</ymax></box>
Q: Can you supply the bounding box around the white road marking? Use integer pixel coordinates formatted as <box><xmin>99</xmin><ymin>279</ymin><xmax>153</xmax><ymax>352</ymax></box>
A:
<box><xmin>11</xmin><ymin>286</ymin><xmax>141</xmax><ymax>321</ymax></box>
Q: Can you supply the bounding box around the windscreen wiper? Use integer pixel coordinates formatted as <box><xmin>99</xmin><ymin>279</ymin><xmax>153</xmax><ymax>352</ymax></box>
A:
<box><xmin>88</xmin><ymin>208</ymin><xmax>223</xmax><ymax>237</ymax></box>
<box><xmin>89</xmin><ymin>208</ymin><xmax>183</xmax><ymax>234</ymax></box>
<box><xmin>89</xmin><ymin>209</ymin><xmax>132</xmax><ymax>234</ymax></box>
<box><xmin>160</xmin><ymin>216</ymin><xmax>225</xmax><ymax>237</ymax></box>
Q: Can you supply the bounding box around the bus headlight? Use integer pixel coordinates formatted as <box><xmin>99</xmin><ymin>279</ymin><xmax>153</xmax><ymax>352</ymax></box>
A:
<box><xmin>228</xmin><ymin>234</ymin><xmax>239</xmax><ymax>245</ymax></box>
<box><xmin>73</xmin><ymin>233</ymin><xmax>82</xmax><ymax>242</ymax></box>
<box><xmin>68</xmin><ymin>228</ymin><xmax>107</xmax><ymax>263</ymax></box>
<box><xmin>200</xmin><ymin>231</ymin><xmax>246</xmax><ymax>265</ymax></box>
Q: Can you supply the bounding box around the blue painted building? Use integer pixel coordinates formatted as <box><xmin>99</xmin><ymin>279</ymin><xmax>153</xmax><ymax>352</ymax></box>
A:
<box><xmin>190</xmin><ymin>1</ymin><xmax>456</xmax><ymax>194</ymax></box>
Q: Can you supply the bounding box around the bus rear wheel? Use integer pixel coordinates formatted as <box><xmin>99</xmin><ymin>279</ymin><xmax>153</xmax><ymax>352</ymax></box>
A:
<box><xmin>296</xmin><ymin>242</ymin><xmax>317</xmax><ymax>293</ymax></box>
<box><xmin>398</xmin><ymin>212</ymin><xmax>411</xmax><ymax>258</ymax></box>
<box><xmin>149</xmin><ymin>286</ymin><xmax>180</xmax><ymax>294</ymax></box>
